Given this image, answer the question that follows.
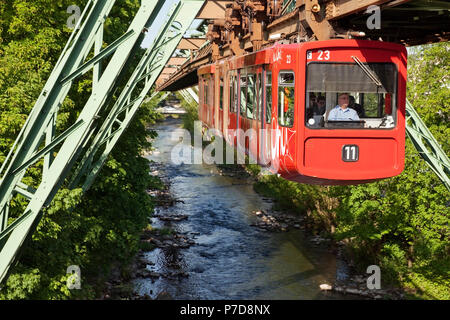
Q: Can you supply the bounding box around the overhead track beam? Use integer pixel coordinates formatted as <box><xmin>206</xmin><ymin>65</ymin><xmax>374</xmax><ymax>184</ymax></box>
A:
<box><xmin>196</xmin><ymin>1</ymin><xmax>232</xmax><ymax>19</ymax></box>
<box><xmin>177</xmin><ymin>38</ymin><xmax>207</xmax><ymax>50</ymax></box>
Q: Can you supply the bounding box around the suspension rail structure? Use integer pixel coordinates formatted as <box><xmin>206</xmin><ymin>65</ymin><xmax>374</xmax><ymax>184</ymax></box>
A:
<box><xmin>0</xmin><ymin>0</ymin><xmax>205</xmax><ymax>284</ymax></box>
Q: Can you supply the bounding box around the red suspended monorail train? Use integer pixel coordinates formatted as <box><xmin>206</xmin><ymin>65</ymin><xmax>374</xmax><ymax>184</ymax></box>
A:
<box><xmin>197</xmin><ymin>40</ymin><xmax>407</xmax><ymax>185</ymax></box>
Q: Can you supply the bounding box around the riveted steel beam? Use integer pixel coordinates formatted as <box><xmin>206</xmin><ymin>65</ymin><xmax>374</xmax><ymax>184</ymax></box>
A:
<box><xmin>70</xmin><ymin>0</ymin><xmax>205</xmax><ymax>192</ymax></box>
<box><xmin>179</xmin><ymin>89</ymin><xmax>195</xmax><ymax>105</ymax></box>
<box><xmin>405</xmin><ymin>100</ymin><xmax>450</xmax><ymax>190</ymax></box>
<box><xmin>186</xmin><ymin>87</ymin><xmax>199</xmax><ymax>103</ymax></box>
<box><xmin>60</xmin><ymin>30</ymin><xmax>135</xmax><ymax>85</ymax></box>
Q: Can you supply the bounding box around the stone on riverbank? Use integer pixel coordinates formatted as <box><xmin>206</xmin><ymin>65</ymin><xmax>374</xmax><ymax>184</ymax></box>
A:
<box><xmin>250</xmin><ymin>209</ymin><xmax>305</xmax><ymax>232</ymax></box>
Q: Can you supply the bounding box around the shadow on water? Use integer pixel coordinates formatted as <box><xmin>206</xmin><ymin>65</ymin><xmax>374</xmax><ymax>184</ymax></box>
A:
<box><xmin>134</xmin><ymin>117</ymin><xmax>353</xmax><ymax>300</ymax></box>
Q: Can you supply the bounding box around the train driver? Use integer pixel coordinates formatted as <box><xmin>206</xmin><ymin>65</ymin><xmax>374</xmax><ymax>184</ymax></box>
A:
<box><xmin>327</xmin><ymin>93</ymin><xmax>360</xmax><ymax>121</ymax></box>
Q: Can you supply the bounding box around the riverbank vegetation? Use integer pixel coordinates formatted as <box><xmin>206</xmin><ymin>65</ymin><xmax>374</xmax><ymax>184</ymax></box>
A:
<box><xmin>181</xmin><ymin>42</ymin><xmax>449</xmax><ymax>300</ymax></box>
<box><xmin>0</xmin><ymin>0</ymin><xmax>161</xmax><ymax>299</ymax></box>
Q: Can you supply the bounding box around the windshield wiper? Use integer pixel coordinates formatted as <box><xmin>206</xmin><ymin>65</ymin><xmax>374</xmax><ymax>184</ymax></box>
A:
<box><xmin>351</xmin><ymin>56</ymin><xmax>382</xmax><ymax>87</ymax></box>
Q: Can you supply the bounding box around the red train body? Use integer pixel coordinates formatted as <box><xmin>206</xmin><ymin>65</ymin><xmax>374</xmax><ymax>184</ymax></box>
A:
<box><xmin>197</xmin><ymin>40</ymin><xmax>407</xmax><ymax>185</ymax></box>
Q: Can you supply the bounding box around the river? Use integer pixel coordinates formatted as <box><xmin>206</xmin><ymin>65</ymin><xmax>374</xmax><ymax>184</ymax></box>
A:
<box><xmin>133</xmin><ymin>117</ymin><xmax>351</xmax><ymax>300</ymax></box>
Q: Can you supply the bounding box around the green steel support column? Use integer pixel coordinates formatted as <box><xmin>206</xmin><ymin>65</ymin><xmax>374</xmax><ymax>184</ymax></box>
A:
<box><xmin>180</xmin><ymin>89</ymin><xmax>195</xmax><ymax>106</ymax></box>
<box><xmin>68</xmin><ymin>1</ymin><xmax>177</xmax><ymax>189</ymax></box>
<box><xmin>0</xmin><ymin>197</ymin><xmax>10</xmax><ymax>231</ymax></box>
<box><xmin>93</xmin><ymin>23</ymin><xmax>104</xmax><ymax>91</ymax></box>
<box><xmin>0</xmin><ymin>0</ymin><xmax>162</xmax><ymax>283</ymax></box>
<box><xmin>67</xmin><ymin>0</ymin><xmax>170</xmax><ymax>189</ymax></box>
<box><xmin>43</xmin><ymin>112</ymin><xmax>56</xmax><ymax>178</ymax></box>
<box><xmin>0</xmin><ymin>0</ymin><xmax>116</xmax><ymax>247</ymax></box>
<box><xmin>157</xmin><ymin>92</ymin><xmax>170</xmax><ymax>106</ymax></box>
<box><xmin>80</xmin><ymin>0</ymin><xmax>205</xmax><ymax>191</ymax></box>
<box><xmin>70</xmin><ymin>0</ymin><xmax>205</xmax><ymax>191</ymax></box>
<box><xmin>186</xmin><ymin>87</ymin><xmax>199</xmax><ymax>104</ymax></box>
<box><xmin>405</xmin><ymin>100</ymin><xmax>450</xmax><ymax>190</ymax></box>
<box><xmin>179</xmin><ymin>89</ymin><xmax>190</xmax><ymax>104</ymax></box>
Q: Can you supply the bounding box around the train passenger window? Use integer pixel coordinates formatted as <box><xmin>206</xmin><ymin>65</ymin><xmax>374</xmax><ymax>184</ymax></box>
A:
<box><xmin>233</xmin><ymin>75</ymin><xmax>238</xmax><ymax>113</ymax></box>
<box><xmin>240</xmin><ymin>75</ymin><xmax>247</xmax><ymax>116</ymax></box>
<box><xmin>199</xmin><ymin>78</ymin><xmax>203</xmax><ymax>106</ymax></box>
<box><xmin>306</xmin><ymin>63</ymin><xmax>397</xmax><ymax>129</ymax></box>
<box><xmin>257</xmin><ymin>73</ymin><xmax>262</xmax><ymax>121</ymax></box>
<box><xmin>247</xmin><ymin>74</ymin><xmax>256</xmax><ymax>119</ymax></box>
<box><xmin>229</xmin><ymin>73</ymin><xmax>235</xmax><ymax>112</ymax></box>
<box><xmin>278</xmin><ymin>71</ymin><xmax>295</xmax><ymax>127</ymax></box>
<box><xmin>204</xmin><ymin>79</ymin><xmax>208</xmax><ymax>105</ymax></box>
<box><xmin>209</xmin><ymin>77</ymin><xmax>214</xmax><ymax>108</ymax></box>
<box><xmin>266</xmin><ymin>72</ymin><xmax>272</xmax><ymax>124</ymax></box>
<box><xmin>220</xmin><ymin>78</ymin><xmax>224</xmax><ymax>110</ymax></box>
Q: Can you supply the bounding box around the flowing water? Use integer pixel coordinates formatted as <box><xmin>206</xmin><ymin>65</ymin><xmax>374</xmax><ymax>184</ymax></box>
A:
<box><xmin>133</xmin><ymin>117</ymin><xmax>350</xmax><ymax>300</ymax></box>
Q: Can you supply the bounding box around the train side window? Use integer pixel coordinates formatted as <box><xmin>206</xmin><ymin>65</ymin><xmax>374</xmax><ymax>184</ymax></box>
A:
<box><xmin>229</xmin><ymin>73</ymin><xmax>234</xmax><ymax>112</ymax></box>
<box><xmin>278</xmin><ymin>71</ymin><xmax>295</xmax><ymax>127</ymax></box>
<box><xmin>266</xmin><ymin>72</ymin><xmax>272</xmax><ymax>124</ymax></box>
<box><xmin>247</xmin><ymin>74</ymin><xmax>256</xmax><ymax>119</ymax></box>
<box><xmin>209</xmin><ymin>77</ymin><xmax>214</xmax><ymax>108</ymax></box>
<box><xmin>240</xmin><ymin>75</ymin><xmax>247</xmax><ymax>116</ymax></box>
<box><xmin>220</xmin><ymin>77</ymin><xmax>224</xmax><ymax>110</ymax></box>
<box><xmin>234</xmin><ymin>75</ymin><xmax>237</xmax><ymax>112</ymax></box>
<box><xmin>234</xmin><ymin>75</ymin><xmax>238</xmax><ymax>113</ymax></box>
<box><xmin>204</xmin><ymin>79</ymin><xmax>208</xmax><ymax>105</ymax></box>
<box><xmin>257</xmin><ymin>73</ymin><xmax>262</xmax><ymax>121</ymax></box>
<box><xmin>199</xmin><ymin>78</ymin><xmax>203</xmax><ymax>106</ymax></box>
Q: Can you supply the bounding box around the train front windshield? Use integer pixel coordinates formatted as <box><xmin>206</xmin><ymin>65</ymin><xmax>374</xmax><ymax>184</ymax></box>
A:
<box><xmin>305</xmin><ymin>62</ymin><xmax>398</xmax><ymax>129</ymax></box>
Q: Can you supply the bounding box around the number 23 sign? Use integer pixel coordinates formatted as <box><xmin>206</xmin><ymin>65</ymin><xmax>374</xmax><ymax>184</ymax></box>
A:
<box><xmin>307</xmin><ymin>50</ymin><xmax>331</xmax><ymax>60</ymax></box>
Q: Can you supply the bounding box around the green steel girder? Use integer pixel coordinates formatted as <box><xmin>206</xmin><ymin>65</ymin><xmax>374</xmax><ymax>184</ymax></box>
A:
<box><xmin>179</xmin><ymin>89</ymin><xmax>196</xmax><ymax>105</ymax></box>
<box><xmin>59</xmin><ymin>30</ymin><xmax>135</xmax><ymax>85</ymax></box>
<box><xmin>186</xmin><ymin>87</ymin><xmax>199</xmax><ymax>104</ymax></box>
<box><xmin>405</xmin><ymin>100</ymin><xmax>450</xmax><ymax>191</ymax></box>
<box><xmin>0</xmin><ymin>0</ymin><xmax>170</xmax><ymax>284</ymax></box>
<box><xmin>69</xmin><ymin>0</ymin><xmax>205</xmax><ymax>192</ymax></box>
<box><xmin>11</xmin><ymin>120</ymin><xmax>85</xmax><ymax>176</ymax></box>
<box><xmin>0</xmin><ymin>0</ymin><xmax>118</xmax><ymax>277</ymax></box>
<box><xmin>179</xmin><ymin>85</ymin><xmax>200</xmax><ymax>106</ymax></box>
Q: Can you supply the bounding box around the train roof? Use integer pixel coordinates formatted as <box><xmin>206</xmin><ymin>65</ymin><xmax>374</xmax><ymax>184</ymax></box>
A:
<box><xmin>197</xmin><ymin>39</ymin><xmax>407</xmax><ymax>75</ymax></box>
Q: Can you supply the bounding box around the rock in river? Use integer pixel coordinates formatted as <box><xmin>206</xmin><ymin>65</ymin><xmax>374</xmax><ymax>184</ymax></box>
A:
<box><xmin>320</xmin><ymin>284</ymin><xmax>333</xmax><ymax>291</ymax></box>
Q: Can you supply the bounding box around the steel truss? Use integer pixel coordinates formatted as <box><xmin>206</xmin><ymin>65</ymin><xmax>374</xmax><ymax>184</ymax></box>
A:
<box><xmin>179</xmin><ymin>89</ymin><xmax>197</xmax><ymax>106</ymax></box>
<box><xmin>405</xmin><ymin>100</ymin><xmax>450</xmax><ymax>190</ymax></box>
<box><xmin>0</xmin><ymin>0</ymin><xmax>204</xmax><ymax>284</ymax></box>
